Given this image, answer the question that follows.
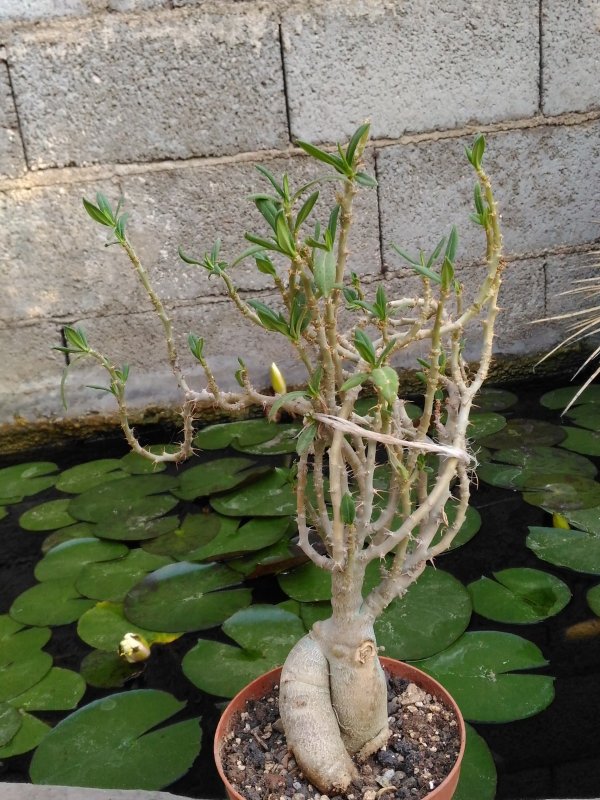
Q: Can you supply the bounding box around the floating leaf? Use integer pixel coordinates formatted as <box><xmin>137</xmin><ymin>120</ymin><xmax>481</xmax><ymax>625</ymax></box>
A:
<box><xmin>229</xmin><ymin>537</ymin><xmax>306</xmax><ymax>578</ymax></box>
<box><xmin>278</xmin><ymin>560</ymin><xmax>331</xmax><ymax>602</ymax></box>
<box><xmin>186</xmin><ymin>517</ymin><xmax>291</xmax><ymax>562</ymax></box>
<box><xmin>194</xmin><ymin>418</ymin><xmax>285</xmax><ymax>450</ymax></box>
<box><xmin>491</xmin><ymin>445</ymin><xmax>597</xmax><ymax>478</ymax></box>
<box><xmin>124</xmin><ymin>562</ymin><xmax>252</xmax><ymax>632</ymax></box>
<box><xmin>142</xmin><ymin>512</ymin><xmax>226</xmax><ymax>560</ymax></box>
<box><xmin>468</xmin><ymin>413</ymin><xmax>506</xmax><ymax>440</ymax></box>
<box><xmin>76</xmin><ymin>550</ymin><xmax>173</xmax><ymax>602</ymax></box>
<box><xmin>41</xmin><ymin>523</ymin><xmax>98</xmax><ymax>553</ymax></box>
<box><xmin>431</xmin><ymin>504</ymin><xmax>481</xmax><ymax>552</ymax></box>
<box><xmin>80</xmin><ymin>649</ymin><xmax>143</xmax><ymax>689</ymax></box>
<box><xmin>68</xmin><ymin>475</ymin><xmax>179</xmax><ymax>523</ymax></box>
<box><xmin>10</xmin><ymin>578</ymin><xmax>95</xmax><ymax>626</ymax></box>
<box><xmin>120</xmin><ymin>451</ymin><xmax>167</xmax><ymax>475</ymax></box>
<box><xmin>94</xmin><ymin>514</ymin><xmax>180</xmax><ymax>542</ymax></box>
<box><xmin>235</xmin><ymin>424</ymin><xmax>302</xmax><ymax>455</ymax></box>
<box><xmin>210</xmin><ymin>468</ymin><xmax>296</xmax><ymax>517</ymax></box>
<box><xmin>587</xmin><ymin>584</ymin><xmax>600</xmax><ymax>616</ymax></box>
<box><xmin>453</xmin><ymin>724</ymin><xmax>497</xmax><ymax>800</ymax></box>
<box><xmin>172</xmin><ymin>458</ymin><xmax>264</xmax><ymax>501</ymax></box>
<box><xmin>29</xmin><ymin>690</ymin><xmax>202</xmax><ymax>790</ymax></box>
<box><xmin>182</xmin><ymin>605</ymin><xmax>305</xmax><ymax>698</ymax></box>
<box><xmin>0</xmin><ymin>650</ymin><xmax>52</xmax><ymax>703</ymax></box>
<box><xmin>0</xmin><ymin>462</ymin><xmax>58</xmax><ymax>501</ymax></box>
<box><xmin>522</xmin><ymin>473</ymin><xmax>600</xmax><ymax>512</ymax></box>
<box><xmin>540</xmin><ymin>384</ymin><xmax>600</xmax><ymax>410</ymax></box>
<box><xmin>479</xmin><ymin>419</ymin><xmax>565</xmax><ymax>450</ymax></box>
<box><xmin>0</xmin><ymin>702</ymin><xmax>22</xmax><ymax>747</ymax></box>
<box><xmin>55</xmin><ymin>459</ymin><xmax>126</xmax><ymax>493</ymax></box>
<box><xmin>417</xmin><ymin>631</ymin><xmax>554</xmax><ymax>723</ymax></box>
<box><xmin>527</xmin><ymin>526</ymin><xmax>600</xmax><ymax>574</ymax></box>
<box><xmin>559</xmin><ymin>426</ymin><xmax>600</xmax><ymax>456</ymax></box>
<box><xmin>565</xmin><ymin>403</ymin><xmax>600</xmax><ymax>431</ymax></box>
<box><xmin>34</xmin><ymin>538</ymin><xmax>128</xmax><ymax>582</ymax></box>
<box><xmin>559</xmin><ymin>505</ymin><xmax>600</xmax><ymax>533</ymax></box>
<box><xmin>468</xmin><ymin>568</ymin><xmax>571</xmax><ymax>624</ymax></box>
<box><xmin>8</xmin><ymin>667</ymin><xmax>85</xmax><ymax>711</ymax></box>
<box><xmin>19</xmin><ymin>499</ymin><xmax>77</xmax><ymax>532</ymax></box>
<box><xmin>474</xmin><ymin>387</ymin><xmax>518</xmax><ymax>412</ymax></box>
<box><xmin>78</xmin><ymin>601</ymin><xmax>182</xmax><ymax>652</ymax></box>
<box><xmin>0</xmin><ymin>712</ymin><xmax>50</xmax><ymax>758</ymax></box>
<box><xmin>0</xmin><ymin>616</ymin><xmax>51</xmax><ymax>660</ymax></box>
<box><xmin>375</xmin><ymin>569</ymin><xmax>472</xmax><ymax>660</ymax></box>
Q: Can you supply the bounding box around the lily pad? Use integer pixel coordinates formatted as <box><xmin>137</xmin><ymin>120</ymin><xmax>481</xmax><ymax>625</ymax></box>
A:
<box><xmin>0</xmin><ymin>462</ymin><xmax>58</xmax><ymax>501</ymax></box>
<box><xmin>491</xmin><ymin>445</ymin><xmax>597</xmax><ymax>478</ymax></box>
<box><xmin>0</xmin><ymin>712</ymin><xmax>50</xmax><ymax>758</ymax></box>
<box><xmin>8</xmin><ymin>667</ymin><xmax>85</xmax><ymax>711</ymax></box>
<box><xmin>68</xmin><ymin>475</ymin><xmax>179</xmax><ymax>523</ymax></box>
<box><xmin>172</xmin><ymin>458</ymin><xmax>264</xmax><ymax>501</ymax></box>
<box><xmin>559</xmin><ymin>426</ymin><xmax>600</xmax><ymax>456</ymax></box>
<box><xmin>182</xmin><ymin>605</ymin><xmax>305</xmax><ymax>698</ymax></box>
<box><xmin>473</xmin><ymin>387</ymin><xmax>518</xmax><ymax>412</ymax></box>
<box><xmin>94</xmin><ymin>514</ymin><xmax>180</xmax><ymax>542</ymax></box>
<box><xmin>29</xmin><ymin>690</ymin><xmax>202</xmax><ymax>790</ymax></box>
<box><xmin>468</xmin><ymin>413</ymin><xmax>506</xmax><ymax>440</ymax></box>
<box><xmin>565</xmin><ymin>403</ymin><xmax>600</xmax><ymax>431</ymax></box>
<box><xmin>187</xmin><ymin>517</ymin><xmax>292</xmax><ymax>562</ymax></box>
<box><xmin>19</xmin><ymin>499</ymin><xmax>77</xmax><ymax>532</ymax></box>
<box><xmin>10</xmin><ymin>578</ymin><xmax>95</xmax><ymax>626</ymax></box>
<box><xmin>124</xmin><ymin>562</ymin><xmax>252</xmax><ymax>632</ymax></box>
<box><xmin>0</xmin><ymin>702</ymin><xmax>22</xmax><ymax>747</ymax></box>
<box><xmin>375</xmin><ymin>568</ymin><xmax>472</xmax><ymax>660</ymax></box>
<box><xmin>0</xmin><ymin>650</ymin><xmax>52</xmax><ymax>703</ymax></box>
<box><xmin>78</xmin><ymin>601</ymin><xmax>182</xmax><ymax>652</ymax></box>
<box><xmin>479</xmin><ymin>419</ymin><xmax>565</xmax><ymax>450</ymax></box>
<box><xmin>0</xmin><ymin>616</ymin><xmax>51</xmax><ymax>660</ymax></box>
<box><xmin>229</xmin><ymin>537</ymin><xmax>306</xmax><ymax>578</ymax></box>
<box><xmin>587</xmin><ymin>584</ymin><xmax>600</xmax><ymax>616</ymax></box>
<box><xmin>211</xmin><ymin>468</ymin><xmax>296</xmax><ymax>517</ymax></box>
<box><xmin>80</xmin><ymin>650</ymin><xmax>143</xmax><ymax>689</ymax></box>
<box><xmin>234</xmin><ymin>424</ymin><xmax>302</xmax><ymax>455</ymax></box>
<box><xmin>527</xmin><ymin>526</ymin><xmax>600</xmax><ymax>574</ymax></box>
<box><xmin>120</xmin><ymin>451</ymin><xmax>167</xmax><ymax>474</ymax></box>
<box><xmin>76</xmin><ymin>550</ymin><xmax>174</xmax><ymax>602</ymax></box>
<box><xmin>522</xmin><ymin>473</ymin><xmax>600</xmax><ymax>512</ymax></box>
<box><xmin>540</xmin><ymin>384</ymin><xmax>600</xmax><ymax>410</ymax></box>
<box><xmin>468</xmin><ymin>568</ymin><xmax>571</xmax><ymax>624</ymax></box>
<box><xmin>34</xmin><ymin>538</ymin><xmax>128</xmax><ymax>582</ymax></box>
<box><xmin>453</xmin><ymin>723</ymin><xmax>497</xmax><ymax>800</ymax></box>
<box><xmin>431</xmin><ymin>504</ymin><xmax>481</xmax><ymax>552</ymax></box>
<box><xmin>559</xmin><ymin>505</ymin><xmax>600</xmax><ymax>534</ymax></box>
<box><xmin>417</xmin><ymin>631</ymin><xmax>554</xmax><ymax>723</ymax></box>
<box><xmin>194</xmin><ymin>418</ymin><xmax>290</xmax><ymax>450</ymax></box>
<box><xmin>0</xmin><ymin>507</ymin><xmax>7</xmax><ymax>520</ymax></box>
<box><xmin>41</xmin><ymin>523</ymin><xmax>98</xmax><ymax>553</ymax></box>
<box><xmin>142</xmin><ymin>512</ymin><xmax>226</xmax><ymax>560</ymax></box>
<box><xmin>277</xmin><ymin>560</ymin><xmax>331</xmax><ymax>602</ymax></box>
<box><xmin>55</xmin><ymin>459</ymin><xmax>126</xmax><ymax>493</ymax></box>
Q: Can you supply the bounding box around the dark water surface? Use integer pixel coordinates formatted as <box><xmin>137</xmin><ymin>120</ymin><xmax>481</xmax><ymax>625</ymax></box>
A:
<box><xmin>1</xmin><ymin>383</ymin><xmax>600</xmax><ymax>800</ymax></box>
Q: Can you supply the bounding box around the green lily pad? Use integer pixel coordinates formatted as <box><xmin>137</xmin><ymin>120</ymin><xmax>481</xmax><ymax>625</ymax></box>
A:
<box><xmin>375</xmin><ymin>568</ymin><xmax>472</xmax><ymax>660</ymax></box>
<box><xmin>78</xmin><ymin>601</ymin><xmax>182</xmax><ymax>652</ymax></box>
<box><xmin>124</xmin><ymin>562</ymin><xmax>252</xmax><ymax>632</ymax></box>
<box><xmin>0</xmin><ymin>616</ymin><xmax>51</xmax><ymax>660</ymax></box>
<box><xmin>0</xmin><ymin>712</ymin><xmax>50</xmax><ymax>758</ymax></box>
<box><xmin>540</xmin><ymin>384</ymin><xmax>600</xmax><ymax>410</ymax></box>
<box><xmin>298</xmin><ymin>601</ymin><xmax>331</xmax><ymax>630</ymax></box>
<box><xmin>527</xmin><ymin>526</ymin><xmax>600</xmax><ymax>574</ymax></box>
<box><xmin>120</xmin><ymin>451</ymin><xmax>167</xmax><ymax>474</ymax></box>
<box><xmin>565</xmin><ymin>403</ymin><xmax>600</xmax><ymax>431</ymax></box>
<box><xmin>187</xmin><ymin>516</ymin><xmax>292</xmax><ymax>562</ymax></box>
<box><xmin>278</xmin><ymin>560</ymin><xmax>331</xmax><ymax>602</ymax></box>
<box><xmin>182</xmin><ymin>605</ymin><xmax>305</xmax><ymax>698</ymax></box>
<box><xmin>34</xmin><ymin>538</ymin><xmax>128</xmax><ymax>582</ymax></box>
<box><xmin>479</xmin><ymin>419</ymin><xmax>565</xmax><ymax>450</ymax></box>
<box><xmin>492</xmin><ymin>445</ymin><xmax>597</xmax><ymax>478</ymax></box>
<box><xmin>559</xmin><ymin>426</ymin><xmax>600</xmax><ymax>456</ymax></box>
<box><xmin>19</xmin><ymin>499</ymin><xmax>77</xmax><ymax>532</ymax></box>
<box><xmin>8</xmin><ymin>667</ymin><xmax>85</xmax><ymax>711</ymax></box>
<box><xmin>0</xmin><ymin>462</ymin><xmax>58</xmax><ymax>501</ymax></box>
<box><xmin>68</xmin><ymin>475</ymin><xmax>179</xmax><ymax>523</ymax></box>
<box><xmin>172</xmin><ymin>458</ymin><xmax>264</xmax><ymax>501</ymax></box>
<box><xmin>55</xmin><ymin>459</ymin><xmax>126</xmax><ymax>493</ymax></box>
<box><xmin>229</xmin><ymin>536</ymin><xmax>306</xmax><ymax>578</ymax></box>
<box><xmin>468</xmin><ymin>568</ymin><xmax>571</xmax><ymax>624</ymax></box>
<box><xmin>559</xmin><ymin>505</ymin><xmax>600</xmax><ymax>534</ymax></box>
<box><xmin>0</xmin><ymin>650</ymin><xmax>52</xmax><ymax>703</ymax></box>
<box><xmin>431</xmin><ymin>504</ymin><xmax>482</xmax><ymax>552</ymax></box>
<box><xmin>194</xmin><ymin>418</ymin><xmax>288</xmax><ymax>450</ymax></box>
<box><xmin>0</xmin><ymin>702</ymin><xmax>22</xmax><ymax>747</ymax></box>
<box><xmin>41</xmin><ymin>523</ymin><xmax>98</xmax><ymax>553</ymax></box>
<box><xmin>142</xmin><ymin>512</ymin><xmax>226</xmax><ymax>559</ymax></box>
<box><xmin>468</xmin><ymin>413</ymin><xmax>506</xmax><ymax>440</ymax></box>
<box><xmin>29</xmin><ymin>690</ymin><xmax>202</xmax><ymax>790</ymax></box>
<box><xmin>587</xmin><ymin>584</ymin><xmax>600</xmax><ymax>616</ymax></box>
<box><xmin>522</xmin><ymin>473</ymin><xmax>600</xmax><ymax>512</ymax></box>
<box><xmin>234</xmin><ymin>424</ymin><xmax>302</xmax><ymax>455</ymax></box>
<box><xmin>94</xmin><ymin>513</ymin><xmax>180</xmax><ymax>542</ymax></box>
<box><xmin>417</xmin><ymin>631</ymin><xmax>555</xmax><ymax>723</ymax></box>
<box><xmin>0</xmin><ymin>507</ymin><xmax>7</xmax><ymax>520</ymax></box>
<box><xmin>210</xmin><ymin>468</ymin><xmax>296</xmax><ymax>517</ymax></box>
<box><xmin>453</xmin><ymin>723</ymin><xmax>497</xmax><ymax>800</ymax></box>
<box><xmin>80</xmin><ymin>650</ymin><xmax>143</xmax><ymax>689</ymax></box>
<box><xmin>10</xmin><ymin>578</ymin><xmax>95</xmax><ymax>626</ymax></box>
<box><xmin>76</xmin><ymin>550</ymin><xmax>173</xmax><ymax>602</ymax></box>
<box><xmin>474</xmin><ymin>387</ymin><xmax>518</xmax><ymax>412</ymax></box>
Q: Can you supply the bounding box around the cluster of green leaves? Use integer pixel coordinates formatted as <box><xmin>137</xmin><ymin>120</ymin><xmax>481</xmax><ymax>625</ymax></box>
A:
<box><xmin>83</xmin><ymin>192</ymin><xmax>129</xmax><ymax>245</ymax></box>
<box><xmin>392</xmin><ymin>225</ymin><xmax>459</xmax><ymax>291</ymax></box>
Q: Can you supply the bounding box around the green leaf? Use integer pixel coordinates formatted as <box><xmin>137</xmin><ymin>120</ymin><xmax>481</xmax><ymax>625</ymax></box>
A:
<box><xmin>80</xmin><ymin>650</ymin><xmax>142</xmax><ymax>689</ymax></box>
<box><xmin>34</xmin><ymin>538</ymin><xmax>128</xmax><ymax>582</ymax></box>
<box><xmin>345</xmin><ymin>122</ymin><xmax>370</xmax><ymax>166</ymax></box>
<box><xmin>444</xmin><ymin>225</ymin><xmax>459</xmax><ymax>263</ymax></box>
<box><xmin>468</xmin><ymin>412</ymin><xmax>507</xmax><ymax>440</ymax></box>
<box><xmin>77</xmin><ymin>601</ymin><xmax>181</xmax><ymax>652</ymax></box>
<box><xmin>465</xmin><ymin>135</ymin><xmax>486</xmax><ymax>170</ymax></box>
<box><xmin>210</xmin><ymin>468</ymin><xmax>296</xmax><ymax>517</ymax></box>
<box><xmin>479</xmin><ymin>418</ymin><xmax>565</xmax><ymax>449</ymax></box>
<box><xmin>268</xmin><ymin>391</ymin><xmax>309</xmax><ymax>420</ymax></box>
<box><xmin>540</xmin><ymin>384</ymin><xmax>600</xmax><ymax>410</ymax></box>
<box><xmin>296</xmin><ymin>140</ymin><xmax>348</xmax><ymax>174</ymax></box>
<box><xmin>55</xmin><ymin>459</ymin><xmax>127</xmax><ymax>493</ymax></box>
<box><xmin>370</xmin><ymin>366</ymin><xmax>399</xmax><ymax>405</ymax></box>
<box><xmin>0</xmin><ymin>702</ymin><xmax>22</xmax><ymax>747</ymax></box>
<box><xmin>418</xmin><ymin>631</ymin><xmax>554</xmax><ymax>723</ymax></box>
<box><xmin>295</xmin><ymin>190</ymin><xmax>319</xmax><ymax>232</ymax></box>
<box><xmin>244</xmin><ymin>232</ymin><xmax>284</xmax><ymax>254</ymax></box>
<box><xmin>527</xmin><ymin>525</ymin><xmax>600</xmax><ymax>575</ymax></box>
<box><xmin>178</xmin><ymin>247</ymin><xmax>203</xmax><ymax>266</ymax></box>
<box><xmin>75</xmin><ymin>549</ymin><xmax>173</xmax><ymax>603</ymax></box>
<box><xmin>0</xmin><ymin>462</ymin><xmax>58</xmax><ymax>501</ymax></box>
<box><xmin>8</xmin><ymin>667</ymin><xmax>85</xmax><ymax>712</ymax></box>
<box><xmin>83</xmin><ymin>198</ymin><xmax>113</xmax><ymax>227</ymax></box>
<box><xmin>247</xmin><ymin>299</ymin><xmax>290</xmax><ymax>337</ymax></box>
<box><xmin>68</xmin><ymin>475</ymin><xmax>178</xmax><ymax>523</ymax></box>
<box><xmin>559</xmin><ymin>426</ymin><xmax>600</xmax><ymax>456</ymax></box>
<box><xmin>255</xmin><ymin>164</ymin><xmax>285</xmax><ymax>198</ymax></box>
<box><xmin>254</xmin><ymin>253</ymin><xmax>276</xmax><ymax>276</ymax></box>
<box><xmin>391</xmin><ymin>244</ymin><xmax>442</xmax><ymax>283</ymax></box>
<box><xmin>182</xmin><ymin>517</ymin><xmax>291</xmax><ymax>563</ymax></box>
<box><xmin>340</xmin><ymin>373</ymin><xmax>369</xmax><ymax>392</ymax></box>
<box><xmin>275</xmin><ymin>212</ymin><xmax>296</xmax><ymax>256</ymax></box>
<box><xmin>29</xmin><ymin>690</ymin><xmax>202</xmax><ymax>790</ymax></box>
<box><xmin>354</xmin><ymin>171</ymin><xmax>378</xmax><ymax>188</ymax></box>
<box><xmin>10</xmin><ymin>578</ymin><xmax>95</xmax><ymax>626</ymax></box>
<box><xmin>453</xmin><ymin>724</ymin><xmax>497</xmax><ymax>800</ymax></box>
<box><xmin>142</xmin><ymin>513</ymin><xmax>226</xmax><ymax>560</ymax></box>
<box><xmin>19</xmin><ymin>499</ymin><xmax>77</xmax><ymax>532</ymax></box>
<box><xmin>172</xmin><ymin>457</ymin><xmax>262</xmax><ymax>501</ymax></box>
<box><xmin>123</xmin><ymin>562</ymin><xmax>251</xmax><ymax>633</ymax></box>
<box><xmin>296</xmin><ymin>422</ymin><xmax>318</xmax><ymax>455</ymax></box>
<box><xmin>354</xmin><ymin>329</ymin><xmax>377</xmax><ymax>366</ymax></box>
<box><xmin>340</xmin><ymin>493</ymin><xmax>356</xmax><ymax>525</ymax></box>
<box><xmin>431</xmin><ymin>503</ymin><xmax>482</xmax><ymax>552</ymax></box>
<box><xmin>468</xmin><ymin>568</ymin><xmax>571</xmax><ymax>624</ymax></box>
<box><xmin>0</xmin><ymin>713</ymin><xmax>50</xmax><ymax>758</ymax></box>
<box><xmin>0</xmin><ymin>650</ymin><xmax>52</xmax><ymax>703</ymax></box>
<box><xmin>587</xmin><ymin>583</ymin><xmax>600</xmax><ymax>616</ymax></box>
<box><xmin>313</xmin><ymin>249</ymin><xmax>337</xmax><ymax>297</ymax></box>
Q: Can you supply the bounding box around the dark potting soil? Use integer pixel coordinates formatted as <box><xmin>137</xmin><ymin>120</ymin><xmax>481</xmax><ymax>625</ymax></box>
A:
<box><xmin>221</xmin><ymin>674</ymin><xmax>460</xmax><ymax>800</ymax></box>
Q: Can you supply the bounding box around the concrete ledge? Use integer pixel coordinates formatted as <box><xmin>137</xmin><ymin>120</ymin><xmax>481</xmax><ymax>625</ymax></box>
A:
<box><xmin>1</xmin><ymin>786</ymin><xmax>195</xmax><ymax>800</ymax></box>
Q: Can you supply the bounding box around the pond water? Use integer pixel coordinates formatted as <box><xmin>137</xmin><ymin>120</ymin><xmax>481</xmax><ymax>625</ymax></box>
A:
<box><xmin>1</xmin><ymin>380</ymin><xmax>600</xmax><ymax>800</ymax></box>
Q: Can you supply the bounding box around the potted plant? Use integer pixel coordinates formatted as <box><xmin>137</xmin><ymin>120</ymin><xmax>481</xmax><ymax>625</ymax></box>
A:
<box><xmin>63</xmin><ymin>123</ymin><xmax>503</xmax><ymax>798</ymax></box>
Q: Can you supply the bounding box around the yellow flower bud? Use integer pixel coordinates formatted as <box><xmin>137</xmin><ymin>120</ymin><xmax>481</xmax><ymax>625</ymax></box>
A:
<box><xmin>270</xmin><ymin>362</ymin><xmax>287</xmax><ymax>394</ymax></box>
<box><xmin>552</xmin><ymin>513</ymin><xmax>570</xmax><ymax>530</ymax></box>
<box><xmin>118</xmin><ymin>632</ymin><xmax>151</xmax><ymax>663</ymax></box>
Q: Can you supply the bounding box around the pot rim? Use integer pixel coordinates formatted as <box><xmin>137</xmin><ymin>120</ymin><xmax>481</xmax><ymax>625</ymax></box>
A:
<box><xmin>214</xmin><ymin>657</ymin><xmax>466</xmax><ymax>800</ymax></box>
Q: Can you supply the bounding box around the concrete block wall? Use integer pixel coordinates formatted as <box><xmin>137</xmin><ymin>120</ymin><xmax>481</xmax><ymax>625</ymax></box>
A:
<box><xmin>0</xmin><ymin>0</ymin><xmax>599</xmax><ymax>427</ymax></box>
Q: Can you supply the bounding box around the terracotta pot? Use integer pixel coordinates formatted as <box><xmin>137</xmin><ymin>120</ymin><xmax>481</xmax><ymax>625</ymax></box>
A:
<box><xmin>215</xmin><ymin>657</ymin><xmax>466</xmax><ymax>800</ymax></box>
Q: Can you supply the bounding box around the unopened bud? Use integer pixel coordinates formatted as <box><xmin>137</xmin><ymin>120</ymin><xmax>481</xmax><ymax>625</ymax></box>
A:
<box><xmin>270</xmin><ymin>362</ymin><xmax>287</xmax><ymax>394</ymax></box>
<box><xmin>118</xmin><ymin>632</ymin><xmax>151</xmax><ymax>663</ymax></box>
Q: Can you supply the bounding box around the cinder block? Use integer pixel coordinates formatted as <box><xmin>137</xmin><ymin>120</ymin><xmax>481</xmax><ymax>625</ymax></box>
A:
<box><xmin>0</xmin><ymin>0</ymin><xmax>166</xmax><ymax>23</ymax></box>
<box><xmin>542</xmin><ymin>0</ymin><xmax>600</xmax><ymax>115</ymax></box>
<box><xmin>0</xmin><ymin>61</ymin><xmax>26</xmax><ymax>179</ymax></box>
<box><xmin>377</xmin><ymin>121</ymin><xmax>600</xmax><ymax>270</ymax></box>
<box><xmin>121</xmin><ymin>150</ymin><xmax>382</xmax><ymax>300</ymax></box>
<box><xmin>7</xmin><ymin>6</ymin><xmax>287</xmax><ymax>169</ymax></box>
<box><xmin>282</xmin><ymin>0</ymin><xmax>539</xmax><ymax>143</ymax></box>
